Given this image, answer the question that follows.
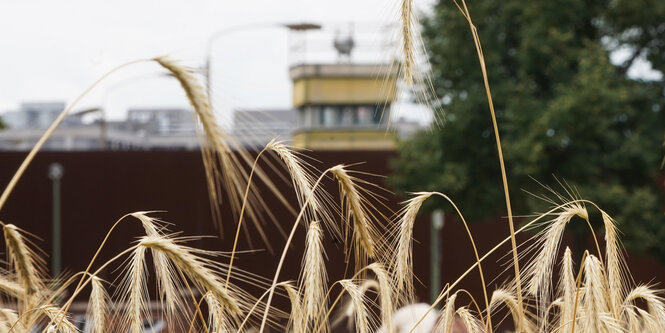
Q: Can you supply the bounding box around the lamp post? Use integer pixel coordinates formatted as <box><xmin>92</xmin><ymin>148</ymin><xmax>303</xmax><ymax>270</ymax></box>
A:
<box><xmin>204</xmin><ymin>22</ymin><xmax>322</xmax><ymax>100</ymax></box>
<box><xmin>431</xmin><ymin>209</ymin><xmax>444</xmax><ymax>305</ymax></box>
<box><xmin>48</xmin><ymin>163</ymin><xmax>64</xmax><ymax>278</ymax></box>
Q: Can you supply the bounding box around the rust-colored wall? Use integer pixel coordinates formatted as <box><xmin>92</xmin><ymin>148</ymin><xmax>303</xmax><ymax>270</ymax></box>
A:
<box><xmin>1</xmin><ymin>150</ymin><xmax>664</xmax><ymax>332</ymax></box>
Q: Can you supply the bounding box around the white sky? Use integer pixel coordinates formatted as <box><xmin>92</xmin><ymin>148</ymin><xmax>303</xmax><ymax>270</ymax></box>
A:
<box><xmin>0</xmin><ymin>0</ymin><xmax>436</xmax><ymax>125</ymax></box>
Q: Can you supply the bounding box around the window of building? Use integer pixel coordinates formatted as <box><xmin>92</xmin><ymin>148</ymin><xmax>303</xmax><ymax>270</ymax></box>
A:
<box><xmin>341</xmin><ymin>106</ymin><xmax>356</xmax><ymax>126</ymax></box>
<box><xmin>321</xmin><ymin>106</ymin><xmax>340</xmax><ymax>127</ymax></box>
<box><xmin>357</xmin><ymin>106</ymin><xmax>373</xmax><ymax>126</ymax></box>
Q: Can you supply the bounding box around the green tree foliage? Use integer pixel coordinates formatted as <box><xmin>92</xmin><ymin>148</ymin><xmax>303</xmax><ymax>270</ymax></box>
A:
<box><xmin>390</xmin><ymin>0</ymin><xmax>665</xmax><ymax>259</ymax></box>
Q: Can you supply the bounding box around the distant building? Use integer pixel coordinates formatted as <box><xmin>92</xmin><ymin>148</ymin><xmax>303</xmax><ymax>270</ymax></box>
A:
<box><xmin>125</xmin><ymin>108</ymin><xmax>197</xmax><ymax>136</ymax></box>
<box><xmin>2</xmin><ymin>102</ymin><xmax>80</xmax><ymax>129</ymax></box>
<box><xmin>232</xmin><ymin>109</ymin><xmax>297</xmax><ymax>147</ymax></box>
<box><xmin>0</xmin><ymin>106</ymin><xmax>199</xmax><ymax>151</ymax></box>
<box><xmin>290</xmin><ymin>63</ymin><xmax>399</xmax><ymax>150</ymax></box>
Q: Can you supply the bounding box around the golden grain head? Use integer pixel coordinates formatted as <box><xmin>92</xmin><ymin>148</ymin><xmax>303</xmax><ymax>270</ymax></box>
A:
<box><xmin>339</xmin><ymin>279</ymin><xmax>370</xmax><ymax>333</ymax></box>
<box><xmin>301</xmin><ymin>220</ymin><xmax>327</xmax><ymax>329</ymax></box>
<box><xmin>87</xmin><ymin>276</ymin><xmax>109</xmax><ymax>333</ymax></box>
<box><xmin>3</xmin><ymin>224</ymin><xmax>43</xmax><ymax>296</ymax></box>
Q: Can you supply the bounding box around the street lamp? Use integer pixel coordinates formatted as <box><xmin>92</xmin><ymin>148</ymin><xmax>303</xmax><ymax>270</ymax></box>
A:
<box><xmin>204</xmin><ymin>21</ymin><xmax>322</xmax><ymax>99</ymax></box>
<box><xmin>431</xmin><ymin>209</ymin><xmax>444</xmax><ymax>305</ymax></box>
<box><xmin>48</xmin><ymin>163</ymin><xmax>64</xmax><ymax>278</ymax></box>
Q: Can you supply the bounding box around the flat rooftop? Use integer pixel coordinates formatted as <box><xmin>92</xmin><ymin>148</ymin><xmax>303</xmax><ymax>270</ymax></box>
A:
<box><xmin>289</xmin><ymin>63</ymin><xmax>398</xmax><ymax>80</ymax></box>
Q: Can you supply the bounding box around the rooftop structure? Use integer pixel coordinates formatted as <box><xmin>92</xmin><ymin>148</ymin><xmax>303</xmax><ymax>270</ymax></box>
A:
<box><xmin>290</xmin><ymin>63</ymin><xmax>399</xmax><ymax>150</ymax></box>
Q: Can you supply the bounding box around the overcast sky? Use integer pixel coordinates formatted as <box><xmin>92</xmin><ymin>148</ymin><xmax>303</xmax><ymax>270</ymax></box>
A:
<box><xmin>0</xmin><ymin>0</ymin><xmax>436</xmax><ymax>124</ymax></box>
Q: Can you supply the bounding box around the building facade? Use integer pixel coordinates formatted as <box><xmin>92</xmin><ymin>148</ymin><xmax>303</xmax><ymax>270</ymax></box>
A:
<box><xmin>290</xmin><ymin>63</ymin><xmax>399</xmax><ymax>150</ymax></box>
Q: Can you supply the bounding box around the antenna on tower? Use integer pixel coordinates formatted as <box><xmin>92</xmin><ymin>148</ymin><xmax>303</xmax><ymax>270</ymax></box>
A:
<box><xmin>334</xmin><ymin>23</ymin><xmax>355</xmax><ymax>63</ymax></box>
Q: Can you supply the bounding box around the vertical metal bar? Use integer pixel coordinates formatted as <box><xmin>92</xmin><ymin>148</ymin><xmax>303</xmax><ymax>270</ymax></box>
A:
<box><xmin>49</xmin><ymin>163</ymin><xmax>63</xmax><ymax>278</ymax></box>
<box><xmin>431</xmin><ymin>209</ymin><xmax>444</xmax><ymax>305</ymax></box>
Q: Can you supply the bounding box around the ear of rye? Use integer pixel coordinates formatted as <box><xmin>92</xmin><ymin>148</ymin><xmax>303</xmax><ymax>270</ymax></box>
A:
<box><xmin>301</xmin><ymin>220</ymin><xmax>327</xmax><ymax>331</ymax></box>
<box><xmin>86</xmin><ymin>276</ymin><xmax>108</xmax><ymax>333</ymax></box>
<box><xmin>3</xmin><ymin>224</ymin><xmax>42</xmax><ymax>296</ymax></box>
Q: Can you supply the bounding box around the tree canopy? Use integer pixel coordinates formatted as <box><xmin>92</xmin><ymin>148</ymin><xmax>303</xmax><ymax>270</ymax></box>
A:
<box><xmin>390</xmin><ymin>0</ymin><xmax>665</xmax><ymax>259</ymax></box>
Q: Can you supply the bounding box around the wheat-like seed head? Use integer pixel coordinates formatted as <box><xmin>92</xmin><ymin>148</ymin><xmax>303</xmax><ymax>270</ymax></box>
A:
<box><xmin>117</xmin><ymin>245</ymin><xmax>150</xmax><ymax>333</ymax></box>
<box><xmin>279</xmin><ymin>282</ymin><xmax>305</xmax><ymax>333</ymax></box>
<box><xmin>435</xmin><ymin>293</ymin><xmax>458</xmax><ymax>333</ymax></box>
<box><xmin>87</xmin><ymin>276</ymin><xmax>108</xmax><ymax>333</ymax></box>
<box><xmin>392</xmin><ymin>192</ymin><xmax>433</xmax><ymax>299</ymax></box>
<box><xmin>0</xmin><ymin>273</ymin><xmax>25</xmax><ymax>298</ymax></box>
<box><xmin>138</xmin><ymin>235</ymin><xmax>242</xmax><ymax>314</ymax></box>
<box><xmin>300</xmin><ymin>220</ymin><xmax>327</xmax><ymax>331</ymax></box>
<box><xmin>623</xmin><ymin>285</ymin><xmax>665</xmax><ymax>331</ymax></box>
<box><xmin>0</xmin><ymin>312</ymin><xmax>11</xmax><ymax>332</ymax></box>
<box><xmin>525</xmin><ymin>203</ymin><xmax>587</xmax><ymax>304</ymax></box>
<box><xmin>339</xmin><ymin>279</ymin><xmax>370</xmax><ymax>333</ymax></box>
<box><xmin>0</xmin><ymin>309</ymin><xmax>22</xmax><ymax>332</ymax></box>
<box><xmin>131</xmin><ymin>212</ymin><xmax>169</xmax><ymax>236</ymax></box>
<box><xmin>205</xmin><ymin>292</ymin><xmax>236</xmax><ymax>332</ymax></box>
<box><xmin>580</xmin><ymin>254</ymin><xmax>616</xmax><ymax>332</ymax></box>
<box><xmin>330</xmin><ymin>165</ymin><xmax>381</xmax><ymax>271</ymax></box>
<box><xmin>154</xmin><ymin>56</ymin><xmax>287</xmax><ymax>252</ymax></box>
<box><xmin>490</xmin><ymin>288</ymin><xmax>531</xmax><ymax>332</ymax></box>
<box><xmin>39</xmin><ymin>305</ymin><xmax>78</xmax><ymax>333</ymax></box>
<box><xmin>631</xmin><ymin>307</ymin><xmax>660</xmax><ymax>332</ymax></box>
<box><xmin>401</xmin><ymin>0</ymin><xmax>415</xmax><ymax>87</ymax></box>
<box><xmin>556</xmin><ymin>247</ymin><xmax>577</xmax><ymax>332</ymax></box>
<box><xmin>455</xmin><ymin>307</ymin><xmax>483</xmax><ymax>333</ymax></box>
<box><xmin>602</xmin><ymin>211</ymin><xmax>628</xmax><ymax>318</ymax></box>
<box><xmin>367</xmin><ymin>262</ymin><xmax>396</xmax><ymax>333</ymax></box>
<box><xmin>131</xmin><ymin>213</ymin><xmax>187</xmax><ymax>328</ymax></box>
<box><xmin>266</xmin><ymin>140</ymin><xmax>339</xmax><ymax>237</ymax></box>
<box><xmin>396</xmin><ymin>0</ymin><xmax>445</xmax><ymax>125</ymax></box>
<box><xmin>153</xmin><ymin>56</ymin><xmax>236</xmax><ymax>229</ymax></box>
<box><xmin>3</xmin><ymin>224</ymin><xmax>42</xmax><ymax>296</ymax></box>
